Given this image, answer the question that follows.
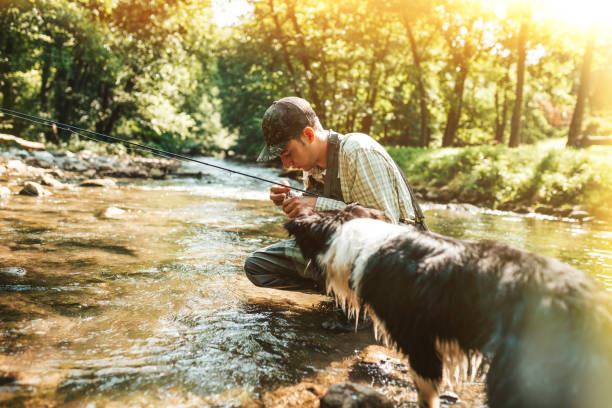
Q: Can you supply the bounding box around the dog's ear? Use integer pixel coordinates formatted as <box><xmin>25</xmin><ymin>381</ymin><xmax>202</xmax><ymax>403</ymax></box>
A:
<box><xmin>344</xmin><ymin>203</ymin><xmax>385</xmax><ymax>221</ymax></box>
<box><xmin>284</xmin><ymin>212</ymin><xmax>322</xmax><ymax>237</ymax></box>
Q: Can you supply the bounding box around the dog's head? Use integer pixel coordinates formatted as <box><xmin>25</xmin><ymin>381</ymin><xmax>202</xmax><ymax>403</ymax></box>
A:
<box><xmin>284</xmin><ymin>203</ymin><xmax>385</xmax><ymax>261</ymax></box>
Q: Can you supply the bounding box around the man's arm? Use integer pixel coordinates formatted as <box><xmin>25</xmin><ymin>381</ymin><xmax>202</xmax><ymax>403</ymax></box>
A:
<box><xmin>342</xmin><ymin>147</ymin><xmax>404</xmax><ymax>224</ymax></box>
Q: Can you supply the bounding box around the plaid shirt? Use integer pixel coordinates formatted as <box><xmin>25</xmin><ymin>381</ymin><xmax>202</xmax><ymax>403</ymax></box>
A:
<box><xmin>305</xmin><ymin>133</ymin><xmax>416</xmax><ymax>224</ymax></box>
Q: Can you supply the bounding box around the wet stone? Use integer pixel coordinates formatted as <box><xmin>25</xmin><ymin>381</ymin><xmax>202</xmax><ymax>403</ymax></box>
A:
<box><xmin>149</xmin><ymin>168</ymin><xmax>165</xmax><ymax>179</ymax></box>
<box><xmin>40</xmin><ymin>174</ymin><xmax>65</xmax><ymax>188</ymax></box>
<box><xmin>514</xmin><ymin>205</ymin><xmax>534</xmax><ymax>214</ymax></box>
<box><xmin>7</xmin><ymin>159</ymin><xmax>27</xmax><ymax>174</ymax></box>
<box><xmin>25</xmin><ymin>156</ymin><xmax>53</xmax><ymax>169</ymax></box>
<box><xmin>79</xmin><ymin>178</ymin><xmax>117</xmax><ymax>188</ymax></box>
<box><xmin>100</xmin><ymin>206</ymin><xmax>126</xmax><ymax>218</ymax></box>
<box><xmin>569</xmin><ymin>210</ymin><xmax>591</xmax><ymax>220</ymax></box>
<box><xmin>32</xmin><ymin>151</ymin><xmax>56</xmax><ymax>162</ymax></box>
<box><xmin>19</xmin><ymin>182</ymin><xmax>50</xmax><ymax>196</ymax></box>
<box><xmin>320</xmin><ymin>382</ymin><xmax>393</xmax><ymax>408</ymax></box>
<box><xmin>0</xmin><ymin>267</ymin><xmax>27</xmax><ymax>277</ymax></box>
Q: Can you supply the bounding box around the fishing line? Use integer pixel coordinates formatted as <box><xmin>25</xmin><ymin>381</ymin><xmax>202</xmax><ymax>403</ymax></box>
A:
<box><xmin>0</xmin><ymin>107</ymin><xmax>319</xmax><ymax>197</ymax></box>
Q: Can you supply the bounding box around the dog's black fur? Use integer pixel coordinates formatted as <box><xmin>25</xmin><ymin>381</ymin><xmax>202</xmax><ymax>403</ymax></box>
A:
<box><xmin>285</xmin><ymin>204</ymin><xmax>612</xmax><ymax>408</ymax></box>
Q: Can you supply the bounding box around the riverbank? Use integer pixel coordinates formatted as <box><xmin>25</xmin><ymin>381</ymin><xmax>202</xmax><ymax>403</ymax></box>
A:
<box><xmin>2</xmin><ymin>135</ymin><xmax>610</xmax><ymax>222</ymax></box>
<box><xmin>388</xmin><ymin>139</ymin><xmax>612</xmax><ymax>222</ymax></box>
<box><xmin>0</xmin><ymin>139</ymin><xmax>190</xmax><ymax>197</ymax></box>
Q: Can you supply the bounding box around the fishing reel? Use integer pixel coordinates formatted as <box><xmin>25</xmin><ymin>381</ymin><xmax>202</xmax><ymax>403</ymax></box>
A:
<box><xmin>284</xmin><ymin>188</ymin><xmax>300</xmax><ymax>201</ymax></box>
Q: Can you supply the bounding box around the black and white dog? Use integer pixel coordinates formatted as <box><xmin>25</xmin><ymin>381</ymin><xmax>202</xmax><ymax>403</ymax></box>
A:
<box><xmin>285</xmin><ymin>204</ymin><xmax>612</xmax><ymax>408</ymax></box>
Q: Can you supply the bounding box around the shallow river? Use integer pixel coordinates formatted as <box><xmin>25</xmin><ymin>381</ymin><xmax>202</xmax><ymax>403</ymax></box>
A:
<box><xmin>1</xmin><ymin>158</ymin><xmax>610</xmax><ymax>407</ymax></box>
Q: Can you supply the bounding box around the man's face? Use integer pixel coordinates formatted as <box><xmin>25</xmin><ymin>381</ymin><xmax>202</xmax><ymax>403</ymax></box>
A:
<box><xmin>279</xmin><ymin>134</ymin><xmax>316</xmax><ymax>171</ymax></box>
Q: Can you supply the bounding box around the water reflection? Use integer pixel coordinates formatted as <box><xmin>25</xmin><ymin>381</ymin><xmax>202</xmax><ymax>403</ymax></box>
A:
<box><xmin>0</xmin><ymin>159</ymin><xmax>610</xmax><ymax>406</ymax></box>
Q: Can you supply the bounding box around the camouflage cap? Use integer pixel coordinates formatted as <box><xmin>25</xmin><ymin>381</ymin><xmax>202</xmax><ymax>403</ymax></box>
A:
<box><xmin>257</xmin><ymin>96</ymin><xmax>318</xmax><ymax>162</ymax></box>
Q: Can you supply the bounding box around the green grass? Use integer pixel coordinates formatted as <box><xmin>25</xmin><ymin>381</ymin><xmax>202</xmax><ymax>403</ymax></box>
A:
<box><xmin>387</xmin><ymin>139</ymin><xmax>612</xmax><ymax>220</ymax></box>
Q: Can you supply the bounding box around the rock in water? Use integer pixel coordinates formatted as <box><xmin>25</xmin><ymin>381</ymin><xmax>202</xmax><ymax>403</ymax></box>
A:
<box><xmin>148</xmin><ymin>168</ymin><xmax>165</xmax><ymax>179</ymax></box>
<box><xmin>320</xmin><ymin>382</ymin><xmax>393</xmax><ymax>408</ymax></box>
<box><xmin>40</xmin><ymin>174</ymin><xmax>65</xmax><ymax>188</ymax></box>
<box><xmin>568</xmin><ymin>210</ymin><xmax>591</xmax><ymax>220</ymax></box>
<box><xmin>79</xmin><ymin>178</ymin><xmax>117</xmax><ymax>188</ymax></box>
<box><xmin>19</xmin><ymin>182</ymin><xmax>50</xmax><ymax>196</ymax></box>
<box><xmin>100</xmin><ymin>207</ymin><xmax>126</xmax><ymax>219</ymax></box>
<box><xmin>6</xmin><ymin>160</ymin><xmax>27</xmax><ymax>175</ymax></box>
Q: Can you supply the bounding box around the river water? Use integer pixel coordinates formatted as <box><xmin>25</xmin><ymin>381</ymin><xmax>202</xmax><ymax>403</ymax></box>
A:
<box><xmin>1</xmin><ymin>158</ymin><xmax>610</xmax><ymax>407</ymax></box>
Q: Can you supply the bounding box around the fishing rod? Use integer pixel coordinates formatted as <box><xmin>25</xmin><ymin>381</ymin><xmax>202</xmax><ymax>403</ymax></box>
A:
<box><xmin>0</xmin><ymin>107</ymin><xmax>319</xmax><ymax>197</ymax></box>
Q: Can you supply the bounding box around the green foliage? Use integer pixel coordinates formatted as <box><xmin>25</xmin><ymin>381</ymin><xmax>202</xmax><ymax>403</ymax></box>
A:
<box><xmin>0</xmin><ymin>0</ymin><xmax>232</xmax><ymax>154</ymax></box>
<box><xmin>388</xmin><ymin>140</ymin><xmax>612</xmax><ymax>218</ymax></box>
<box><xmin>1</xmin><ymin>0</ymin><xmax>610</xmax><ymax>160</ymax></box>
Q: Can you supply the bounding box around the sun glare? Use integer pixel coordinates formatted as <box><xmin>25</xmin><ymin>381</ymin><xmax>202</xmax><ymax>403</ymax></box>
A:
<box><xmin>493</xmin><ymin>0</ymin><xmax>612</xmax><ymax>31</ymax></box>
<box><xmin>211</xmin><ymin>0</ymin><xmax>253</xmax><ymax>27</ymax></box>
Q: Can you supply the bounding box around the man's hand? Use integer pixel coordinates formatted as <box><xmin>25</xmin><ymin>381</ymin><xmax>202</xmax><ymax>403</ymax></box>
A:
<box><xmin>270</xmin><ymin>182</ymin><xmax>290</xmax><ymax>206</ymax></box>
<box><xmin>282</xmin><ymin>196</ymin><xmax>317</xmax><ymax>218</ymax></box>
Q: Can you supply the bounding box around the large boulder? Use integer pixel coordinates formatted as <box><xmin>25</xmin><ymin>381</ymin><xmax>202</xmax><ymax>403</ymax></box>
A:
<box><xmin>320</xmin><ymin>382</ymin><xmax>393</xmax><ymax>408</ymax></box>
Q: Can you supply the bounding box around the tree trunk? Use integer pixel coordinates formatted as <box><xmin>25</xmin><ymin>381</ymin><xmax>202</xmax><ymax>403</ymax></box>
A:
<box><xmin>568</xmin><ymin>27</ymin><xmax>596</xmax><ymax>147</ymax></box>
<box><xmin>405</xmin><ymin>24</ymin><xmax>430</xmax><ymax>147</ymax></box>
<box><xmin>442</xmin><ymin>65</ymin><xmax>468</xmax><ymax>147</ymax></box>
<box><xmin>103</xmin><ymin>78</ymin><xmax>135</xmax><ymax>135</ymax></box>
<box><xmin>494</xmin><ymin>78</ymin><xmax>510</xmax><ymax>143</ymax></box>
<box><xmin>0</xmin><ymin>33</ymin><xmax>15</xmax><ymax>110</ymax></box>
<box><xmin>509</xmin><ymin>20</ymin><xmax>528</xmax><ymax>148</ymax></box>
<box><xmin>39</xmin><ymin>44</ymin><xmax>52</xmax><ymax>107</ymax></box>
<box><xmin>361</xmin><ymin>31</ymin><xmax>391</xmax><ymax>135</ymax></box>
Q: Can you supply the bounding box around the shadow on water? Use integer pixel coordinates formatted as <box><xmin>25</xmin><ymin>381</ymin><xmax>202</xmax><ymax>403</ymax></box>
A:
<box><xmin>54</xmin><ymin>298</ymin><xmax>373</xmax><ymax>405</ymax></box>
<box><xmin>53</xmin><ymin>240</ymin><xmax>138</xmax><ymax>257</ymax></box>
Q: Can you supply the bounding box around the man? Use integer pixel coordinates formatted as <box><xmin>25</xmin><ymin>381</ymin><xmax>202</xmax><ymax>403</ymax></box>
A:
<box><xmin>244</xmin><ymin>96</ymin><xmax>426</xmax><ymax>293</ymax></box>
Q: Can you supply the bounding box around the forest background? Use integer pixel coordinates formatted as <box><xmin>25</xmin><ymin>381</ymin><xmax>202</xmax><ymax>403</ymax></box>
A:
<box><xmin>1</xmin><ymin>0</ymin><xmax>611</xmax><ymax>218</ymax></box>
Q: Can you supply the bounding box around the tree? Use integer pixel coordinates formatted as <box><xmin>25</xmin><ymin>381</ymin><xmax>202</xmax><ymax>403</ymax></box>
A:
<box><xmin>434</xmin><ymin>0</ymin><xmax>496</xmax><ymax>147</ymax></box>
<box><xmin>508</xmin><ymin>8</ymin><xmax>529</xmax><ymax>148</ymax></box>
<box><xmin>389</xmin><ymin>0</ymin><xmax>435</xmax><ymax>147</ymax></box>
<box><xmin>567</xmin><ymin>26</ymin><xmax>596</xmax><ymax>147</ymax></box>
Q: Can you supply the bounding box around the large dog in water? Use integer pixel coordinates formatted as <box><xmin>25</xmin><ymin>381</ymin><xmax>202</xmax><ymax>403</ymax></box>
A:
<box><xmin>285</xmin><ymin>204</ymin><xmax>612</xmax><ymax>408</ymax></box>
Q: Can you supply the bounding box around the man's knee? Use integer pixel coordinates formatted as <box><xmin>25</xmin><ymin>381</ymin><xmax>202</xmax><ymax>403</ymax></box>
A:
<box><xmin>243</xmin><ymin>252</ymin><xmax>268</xmax><ymax>287</ymax></box>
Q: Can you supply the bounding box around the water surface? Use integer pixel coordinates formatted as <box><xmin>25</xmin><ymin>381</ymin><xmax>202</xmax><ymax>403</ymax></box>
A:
<box><xmin>1</xmin><ymin>158</ymin><xmax>610</xmax><ymax>406</ymax></box>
